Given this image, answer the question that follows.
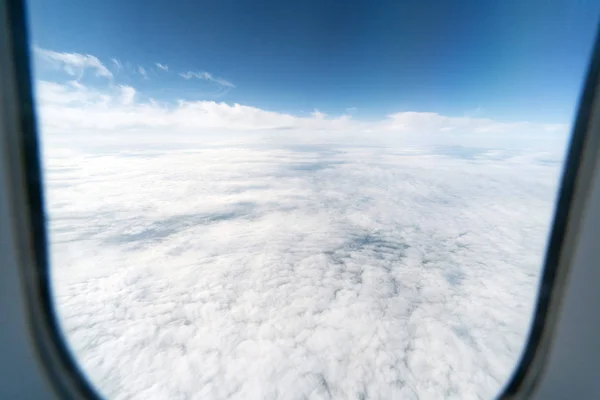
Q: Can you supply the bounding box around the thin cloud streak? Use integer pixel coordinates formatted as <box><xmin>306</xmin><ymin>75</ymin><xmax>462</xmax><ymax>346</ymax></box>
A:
<box><xmin>111</xmin><ymin>58</ymin><xmax>123</xmax><ymax>72</ymax></box>
<box><xmin>179</xmin><ymin>71</ymin><xmax>236</xmax><ymax>88</ymax></box>
<box><xmin>34</xmin><ymin>46</ymin><xmax>113</xmax><ymax>80</ymax></box>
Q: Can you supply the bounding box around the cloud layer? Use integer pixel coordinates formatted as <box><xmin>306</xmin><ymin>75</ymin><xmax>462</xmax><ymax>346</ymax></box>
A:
<box><xmin>44</xmin><ymin>137</ymin><xmax>563</xmax><ymax>400</ymax></box>
<box><xmin>36</xmin><ymin>46</ymin><xmax>567</xmax><ymax>400</ymax></box>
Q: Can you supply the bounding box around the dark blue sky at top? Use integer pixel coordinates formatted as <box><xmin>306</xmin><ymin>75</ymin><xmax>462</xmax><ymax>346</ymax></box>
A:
<box><xmin>27</xmin><ymin>0</ymin><xmax>599</xmax><ymax>123</ymax></box>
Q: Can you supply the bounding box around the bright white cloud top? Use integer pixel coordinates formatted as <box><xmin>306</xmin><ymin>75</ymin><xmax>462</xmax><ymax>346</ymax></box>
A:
<box><xmin>35</xmin><ymin>47</ymin><xmax>569</xmax><ymax>400</ymax></box>
<box><xmin>34</xmin><ymin>78</ymin><xmax>565</xmax><ymax>137</ymax></box>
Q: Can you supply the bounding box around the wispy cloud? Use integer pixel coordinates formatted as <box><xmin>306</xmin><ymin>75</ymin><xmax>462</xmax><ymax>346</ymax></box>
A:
<box><xmin>34</xmin><ymin>46</ymin><xmax>113</xmax><ymax>80</ymax></box>
<box><xmin>111</xmin><ymin>58</ymin><xmax>122</xmax><ymax>72</ymax></box>
<box><xmin>179</xmin><ymin>71</ymin><xmax>235</xmax><ymax>89</ymax></box>
<box><xmin>155</xmin><ymin>63</ymin><xmax>169</xmax><ymax>71</ymax></box>
<box><xmin>138</xmin><ymin>66</ymin><xmax>148</xmax><ymax>80</ymax></box>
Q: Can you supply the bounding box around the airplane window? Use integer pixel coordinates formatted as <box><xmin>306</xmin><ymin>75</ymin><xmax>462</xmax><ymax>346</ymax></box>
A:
<box><xmin>24</xmin><ymin>0</ymin><xmax>599</xmax><ymax>398</ymax></box>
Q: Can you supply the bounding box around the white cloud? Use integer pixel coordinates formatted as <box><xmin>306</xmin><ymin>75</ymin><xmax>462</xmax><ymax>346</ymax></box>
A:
<box><xmin>44</xmin><ymin>137</ymin><xmax>564</xmax><ymax>399</ymax></box>
<box><xmin>32</xmin><ymin>46</ymin><xmax>564</xmax><ymax>139</ymax></box>
<box><xmin>385</xmin><ymin>111</ymin><xmax>565</xmax><ymax>135</ymax></box>
<box><xmin>34</xmin><ymin>79</ymin><xmax>358</xmax><ymax>134</ymax></box>
<box><xmin>312</xmin><ymin>109</ymin><xmax>327</xmax><ymax>120</ymax></box>
<box><xmin>36</xmin><ymin>90</ymin><xmax>565</xmax><ymax>146</ymax></box>
<box><xmin>35</xmin><ymin>47</ymin><xmax>571</xmax><ymax>400</ymax></box>
<box><xmin>34</xmin><ymin>79</ymin><xmax>568</xmax><ymax>143</ymax></box>
<box><xmin>34</xmin><ymin>46</ymin><xmax>113</xmax><ymax>80</ymax></box>
<box><xmin>156</xmin><ymin>63</ymin><xmax>169</xmax><ymax>71</ymax></box>
<box><xmin>36</xmin><ymin>80</ymin><xmax>115</xmax><ymax>109</ymax></box>
<box><xmin>179</xmin><ymin>70</ymin><xmax>235</xmax><ymax>89</ymax></box>
<box><xmin>138</xmin><ymin>66</ymin><xmax>149</xmax><ymax>79</ymax></box>
<box><xmin>111</xmin><ymin>58</ymin><xmax>122</xmax><ymax>72</ymax></box>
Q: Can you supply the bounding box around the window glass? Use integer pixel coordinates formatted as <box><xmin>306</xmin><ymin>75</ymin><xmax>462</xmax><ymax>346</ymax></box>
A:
<box><xmin>26</xmin><ymin>0</ymin><xmax>599</xmax><ymax>398</ymax></box>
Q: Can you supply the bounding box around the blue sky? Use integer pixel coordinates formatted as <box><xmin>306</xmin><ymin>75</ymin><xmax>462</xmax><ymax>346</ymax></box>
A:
<box><xmin>27</xmin><ymin>0</ymin><xmax>599</xmax><ymax>123</ymax></box>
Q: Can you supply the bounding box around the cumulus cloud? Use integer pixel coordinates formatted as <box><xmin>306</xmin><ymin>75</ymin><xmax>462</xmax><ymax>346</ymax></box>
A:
<box><xmin>156</xmin><ymin>62</ymin><xmax>169</xmax><ymax>71</ymax></box>
<box><xmin>34</xmin><ymin>46</ymin><xmax>113</xmax><ymax>80</ymax></box>
<box><xmin>179</xmin><ymin>70</ymin><xmax>236</xmax><ymax>89</ymax></box>
<box><xmin>35</xmin><ymin>46</ymin><xmax>570</xmax><ymax>400</ymax></box>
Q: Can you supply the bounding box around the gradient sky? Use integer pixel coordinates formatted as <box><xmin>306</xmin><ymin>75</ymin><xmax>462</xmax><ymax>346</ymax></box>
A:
<box><xmin>27</xmin><ymin>0</ymin><xmax>599</xmax><ymax>123</ymax></box>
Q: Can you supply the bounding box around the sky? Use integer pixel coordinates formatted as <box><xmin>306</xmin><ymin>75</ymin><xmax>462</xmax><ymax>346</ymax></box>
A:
<box><xmin>27</xmin><ymin>0</ymin><xmax>599</xmax><ymax>123</ymax></box>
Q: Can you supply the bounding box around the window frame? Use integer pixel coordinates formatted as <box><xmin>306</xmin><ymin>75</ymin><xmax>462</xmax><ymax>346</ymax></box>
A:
<box><xmin>1</xmin><ymin>0</ymin><xmax>599</xmax><ymax>397</ymax></box>
<box><xmin>0</xmin><ymin>0</ymin><xmax>103</xmax><ymax>399</ymax></box>
<box><xmin>501</xmin><ymin>25</ymin><xmax>600</xmax><ymax>400</ymax></box>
